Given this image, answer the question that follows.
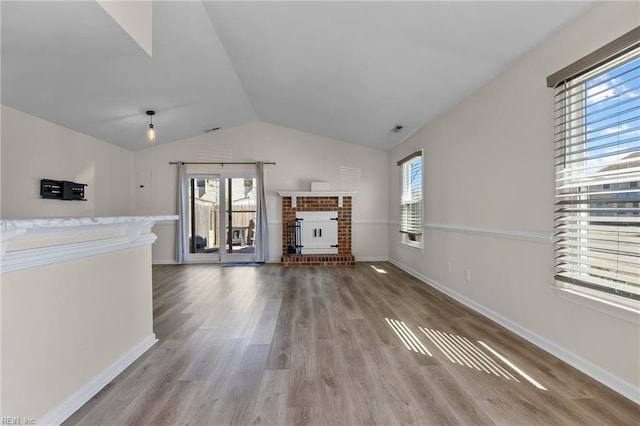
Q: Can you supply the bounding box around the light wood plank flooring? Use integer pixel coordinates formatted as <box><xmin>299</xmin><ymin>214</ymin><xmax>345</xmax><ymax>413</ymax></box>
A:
<box><xmin>65</xmin><ymin>262</ymin><xmax>639</xmax><ymax>425</ymax></box>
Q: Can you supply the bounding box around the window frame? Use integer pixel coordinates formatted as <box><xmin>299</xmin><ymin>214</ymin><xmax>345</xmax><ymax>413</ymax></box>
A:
<box><xmin>398</xmin><ymin>151</ymin><xmax>423</xmax><ymax>249</ymax></box>
<box><xmin>549</xmin><ymin>29</ymin><xmax>640</xmax><ymax>302</ymax></box>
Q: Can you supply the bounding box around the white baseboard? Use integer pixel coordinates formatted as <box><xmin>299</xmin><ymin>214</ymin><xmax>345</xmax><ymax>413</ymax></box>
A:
<box><xmin>355</xmin><ymin>257</ymin><xmax>389</xmax><ymax>262</ymax></box>
<box><xmin>38</xmin><ymin>334</ymin><xmax>158</xmax><ymax>426</ymax></box>
<box><xmin>152</xmin><ymin>259</ymin><xmax>179</xmax><ymax>265</ymax></box>
<box><xmin>387</xmin><ymin>258</ymin><xmax>639</xmax><ymax>404</ymax></box>
<box><xmin>153</xmin><ymin>259</ymin><xmax>283</xmax><ymax>265</ymax></box>
<box><xmin>265</xmin><ymin>257</ymin><xmax>390</xmax><ymax>263</ymax></box>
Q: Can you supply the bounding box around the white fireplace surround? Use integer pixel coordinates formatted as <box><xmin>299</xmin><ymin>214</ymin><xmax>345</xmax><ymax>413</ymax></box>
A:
<box><xmin>296</xmin><ymin>211</ymin><xmax>338</xmax><ymax>254</ymax></box>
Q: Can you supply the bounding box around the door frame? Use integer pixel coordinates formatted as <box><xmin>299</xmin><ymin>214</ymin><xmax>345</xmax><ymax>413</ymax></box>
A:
<box><xmin>183</xmin><ymin>173</ymin><xmax>221</xmax><ymax>263</ymax></box>
<box><xmin>219</xmin><ymin>173</ymin><xmax>256</xmax><ymax>263</ymax></box>
<box><xmin>182</xmin><ymin>170</ymin><xmax>257</xmax><ymax>263</ymax></box>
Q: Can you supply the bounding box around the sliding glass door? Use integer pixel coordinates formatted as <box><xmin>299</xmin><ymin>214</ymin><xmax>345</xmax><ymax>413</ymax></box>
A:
<box><xmin>185</xmin><ymin>176</ymin><xmax>221</xmax><ymax>262</ymax></box>
<box><xmin>223</xmin><ymin>177</ymin><xmax>257</xmax><ymax>262</ymax></box>
<box><xmin>183</xmin><ymin>173</ymin><xmax>256</xmax><ymax>263</ymax></box>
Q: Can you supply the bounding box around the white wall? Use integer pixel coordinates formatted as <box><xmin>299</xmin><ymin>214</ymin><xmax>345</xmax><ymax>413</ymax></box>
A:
<box><xmin>1</xmin><ymin>106</ymin><xmax>135</xmax><ymax>219</ymax></box>
<box><xmin>133</xmin><ymin>121</ymin><xmax>389</xmax><ymax>263</ymax></box>
<box><xmin>2</xmin><ymin>244</ymin><xmax>155</xmax><ymax>422</ymax></box>
<box><xmin>389</xmin><ymin>2</ymin><xmax>639</xmax><ymax>400</ymax></box>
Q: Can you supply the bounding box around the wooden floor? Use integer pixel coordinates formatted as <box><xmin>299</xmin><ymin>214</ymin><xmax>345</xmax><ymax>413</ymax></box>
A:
<box><xmin>66</xmin><ymin>262</ymin><xmax>639</xmax><ymax>425</ymax></box>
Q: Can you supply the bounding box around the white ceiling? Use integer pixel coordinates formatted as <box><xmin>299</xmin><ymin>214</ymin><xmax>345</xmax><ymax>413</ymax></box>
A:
<box><xmin>1</xmin><ymin>1</ymin><xmax>594</xmax><ymax>151</ymax></box>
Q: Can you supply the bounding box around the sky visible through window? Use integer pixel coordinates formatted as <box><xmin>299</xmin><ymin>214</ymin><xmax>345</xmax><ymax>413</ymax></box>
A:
<box><xmin>584</xmin><ymin>56</ymin><xmax>640</xmax><ymax>173</ymax></box>
<box><xmin>584</xmin><ymin>55</ymin><xmax>640</xmax><ymax>229</ymax></box>
<box><xmin>410</xmin><ymin>159</ymin><xmax>422</xmax><ymax>198</ymax></box>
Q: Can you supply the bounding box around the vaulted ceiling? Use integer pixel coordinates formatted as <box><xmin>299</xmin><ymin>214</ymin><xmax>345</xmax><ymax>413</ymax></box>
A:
<box><xmin>1</xmin><ymin>1</ymin><xmax>594</xmax><ymax>151</ymax></box>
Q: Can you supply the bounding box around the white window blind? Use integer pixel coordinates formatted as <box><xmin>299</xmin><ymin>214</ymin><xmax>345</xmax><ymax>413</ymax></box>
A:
<box><xmin>553</xmin><ymin>42</ymin><xmax>640</xmax><ymax>300</ymax></box>
<box><xmin>398</xmin><ymin>151</ymin><xmax>422</xmax><ymax>243</ymax></box>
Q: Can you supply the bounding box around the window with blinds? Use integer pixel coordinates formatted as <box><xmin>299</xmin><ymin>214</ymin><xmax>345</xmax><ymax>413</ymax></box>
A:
<box><xmin>398</xmin><ymin>151</ymin><xmax>422</xmax><ymax>247</ymax></box>
<box><xmin>551</xmin><ymin>32</ymin><xmax>639</xmax><ymax>300</ymax></box>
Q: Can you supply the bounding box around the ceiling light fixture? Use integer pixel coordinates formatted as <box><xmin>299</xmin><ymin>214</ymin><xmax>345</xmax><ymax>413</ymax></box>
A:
<box><xmin>146</xmin><ymin>110</ymin><xmax>156</xmax><ymax>144</ymax></box>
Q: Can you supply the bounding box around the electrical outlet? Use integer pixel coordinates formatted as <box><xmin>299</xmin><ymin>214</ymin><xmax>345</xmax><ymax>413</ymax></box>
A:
<box><xmin>465</xmin><ymin>269</ymin><xmax>471</xmax><ymax>282</ymax></box>
<box><xmin>447</xmin><ymin>262</ymin><xmax>452</xmax><ymax>273</ymax></box>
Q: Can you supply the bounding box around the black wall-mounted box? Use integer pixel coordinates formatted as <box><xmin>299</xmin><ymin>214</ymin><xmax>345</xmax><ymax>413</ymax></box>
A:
<box><xmin>40</xmin><ymin>179</ymin><xmax>87</xmax><ymax>201</ymax></box>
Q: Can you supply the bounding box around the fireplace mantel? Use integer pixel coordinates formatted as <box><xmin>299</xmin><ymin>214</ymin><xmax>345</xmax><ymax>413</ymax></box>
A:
<box><xmin>277</xmin><ymin>191</ymin><xmax>356</xmax><ymax>208</ymax></box>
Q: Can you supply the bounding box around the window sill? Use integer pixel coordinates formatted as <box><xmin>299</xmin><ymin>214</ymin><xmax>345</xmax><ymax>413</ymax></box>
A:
<box><xmin>401</xmin><ymin>241</ymin><xmax>423</xmax><ymax>251</ymax></box>
<box><xmin>555</xmin><ymin>283</ymin><xmax>640</xmax><ymax>324</ymax></box>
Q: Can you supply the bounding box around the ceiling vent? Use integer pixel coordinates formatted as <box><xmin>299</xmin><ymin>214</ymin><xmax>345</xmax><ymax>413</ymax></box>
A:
<box><xmin>392</xmin><ymin>124</ymin><xmax>404</xmax><ymax>133</ymax></box>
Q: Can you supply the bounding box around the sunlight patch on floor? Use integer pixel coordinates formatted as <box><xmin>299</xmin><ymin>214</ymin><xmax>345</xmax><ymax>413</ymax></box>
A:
<box><xmin>383</xmin><ymin>318</ymin><xmax>548</xmax><ymax>391</ymax></box>
<box><xmin>478</xmin><ymin>341</ymin><xmax>547</xmax><ymax>391</ymax></box>
<box><xmin>419</xmin><ymin>327</ymin><xmax>518</xmax><ymax>381</ymax></box>
<box><xmin>370</xmin><ymin>264</ymin><xmax>387</xmax><ymax>274</ymax></box>
<box><xmin>385</xmin><ymin>318</ymin><xmax>432</xmax><ymax>356</ymax></box>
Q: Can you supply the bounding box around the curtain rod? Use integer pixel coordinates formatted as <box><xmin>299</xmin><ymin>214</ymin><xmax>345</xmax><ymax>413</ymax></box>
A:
<box><xmin>169</xmin><ymin>161</ymin><xmax>276</xmax><ymax>165</ymax></box>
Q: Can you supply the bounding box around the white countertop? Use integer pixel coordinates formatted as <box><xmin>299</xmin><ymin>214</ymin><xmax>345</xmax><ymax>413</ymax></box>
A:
<box><xmin>0</xmin><ymin>215</ymin><xmax>179</xmax><ymax>231</ymax></box>
<box><xmin>1</xmin><ymin>215</ymin><xmax>178</xmax><ymax>273</ymax></box>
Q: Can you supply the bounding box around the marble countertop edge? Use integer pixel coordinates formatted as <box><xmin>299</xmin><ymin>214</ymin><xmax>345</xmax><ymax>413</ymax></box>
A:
<box><xmin>0</xmin><ymin>215</ymin><xmax>179</xmax><ymax>231</ymax></box>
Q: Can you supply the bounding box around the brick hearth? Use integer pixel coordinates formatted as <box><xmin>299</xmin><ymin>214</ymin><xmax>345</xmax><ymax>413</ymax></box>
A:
<box><xmin>281</xmin><ymin>195</ymin><xmax>355</xmax><ymax>266</ymax></box>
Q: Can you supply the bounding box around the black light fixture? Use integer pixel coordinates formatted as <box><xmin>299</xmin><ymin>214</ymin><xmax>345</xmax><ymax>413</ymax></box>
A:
<box><xmin>146</xmin><ymin>110</ymin><xmax>156</xmax><ymax>144</ymax></box>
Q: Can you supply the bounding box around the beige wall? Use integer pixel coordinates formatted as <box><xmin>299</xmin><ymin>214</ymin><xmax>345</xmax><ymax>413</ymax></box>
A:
<box><xmin>1</xmin><ymin>106</ymin><xmax>135</xmax><ymax>219</ymax></box>
<box><xmin>0</xmin><ymin>107</ymin><xmax>388</xmax><ymax>262</ymax></box>
<box><xmin>389</xmin><ymin>2</ymin><xmax>639</xmax><ymax>398</ymax></box>
<box><xmin>1</xmin><ymin>245</ymin><xmax>154</xmax><ymax>421</ymax></box>
<box><xmin>134</xmin><ymin>121</ymin><xmax>389</xmax><ymax>263</ymax></box>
